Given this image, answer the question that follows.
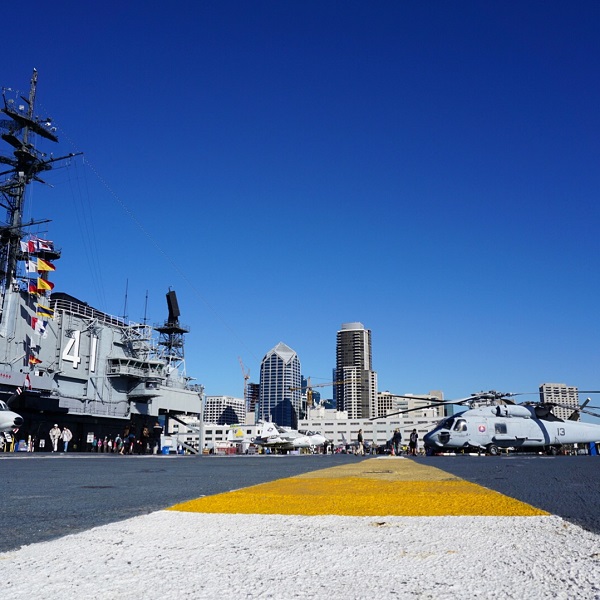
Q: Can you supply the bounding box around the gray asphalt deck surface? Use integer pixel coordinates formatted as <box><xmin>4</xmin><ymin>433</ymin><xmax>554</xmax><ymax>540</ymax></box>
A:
<box><xmin>1</xmin><ymin>453</ymin><xmax>599</xmax><ymax>552</ymax></box>
<box><xmin>413</xmin><ymin>454</ymin><xmax>600</xmax><ymax>534</ymax></box>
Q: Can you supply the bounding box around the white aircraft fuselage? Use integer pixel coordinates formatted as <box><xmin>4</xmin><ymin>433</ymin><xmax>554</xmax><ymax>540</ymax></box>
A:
<box><xmin>0</xmin><ymin>400</ymin><xmax>24</xmax><ymax>432</ymax></box>
<box><xmin>253</xmin><ymin>422</ymin><xmax>328</xmax><ymax>451</ymax></box>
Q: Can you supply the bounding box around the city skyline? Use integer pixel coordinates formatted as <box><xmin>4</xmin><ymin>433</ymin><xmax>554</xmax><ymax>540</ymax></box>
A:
<box><xmin>242</xmin><ymin>331</ymin><xmax>590</xmax><ymax>424</ymax></box>
<box><xmin>3</xmin><ymin>2</ymin><xmax>600</xmax><ymax>409</ymax></box>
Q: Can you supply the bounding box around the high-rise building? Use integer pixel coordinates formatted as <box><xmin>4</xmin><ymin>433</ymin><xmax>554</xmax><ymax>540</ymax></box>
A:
<box><xmin>247</xmin><ymin>382</ymin><xmax>260</xmax><ymax>414</ymax></box>
<box><xmin>539</xmin><ymin>383</ymin><xmax>579</xmax><ymax>421</ymax></box>
<box><xmin>334</xmin><ymin>322</ymin><xmax>378</xmax><ymax>419</ymax></box>
<box><xmin>258</xmin><ymin>342</ymin><xmax>301</xmax><ymax>428</ymax></box>
<box><xmin>203</xmin><ymin>395</ymin><xmax>246</xmax><ymax>425</ymax></box>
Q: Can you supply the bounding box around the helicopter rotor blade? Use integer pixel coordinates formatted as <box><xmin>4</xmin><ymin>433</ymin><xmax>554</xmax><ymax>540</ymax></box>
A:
<box><xmin>469</xmin><ymin>391</ymin><xmax>537</xmax><ymax>404</ymax></box>
<box><xmin>388</xmin><ymin>394</ymin><xmax>443</xmax><ymax>402</ymax></box>
<box><xmin>369</xmin><ymin>402</ymin><xmax>448</xmax><ymax>420</ymax></box>
<box><xmin>368</xmin><ymin>389</ymin><xmax>600</xmax><ymax>421</ymax></box>
<box><xmin>579</xmin><ymin>408</ymin><xmax>600</xmax><ymax>419</ymax></box>
<box><xmin>368</xmin><ymin>393</ymin><xmax>493</xmax><ymax>421</ymax></box>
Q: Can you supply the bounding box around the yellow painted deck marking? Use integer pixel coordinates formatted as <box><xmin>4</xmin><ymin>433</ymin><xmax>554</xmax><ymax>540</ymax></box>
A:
<box><xmin>168</xmin><ymin>458</ymin><xmax>548</xmax><ymax>517</ymax></box>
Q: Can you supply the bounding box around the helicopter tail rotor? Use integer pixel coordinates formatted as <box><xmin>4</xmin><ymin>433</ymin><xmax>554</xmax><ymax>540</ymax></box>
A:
<box><xmin>567</xmin><ymin>398</ymin><xmax>590</xmax><ymax>421</ymax></box>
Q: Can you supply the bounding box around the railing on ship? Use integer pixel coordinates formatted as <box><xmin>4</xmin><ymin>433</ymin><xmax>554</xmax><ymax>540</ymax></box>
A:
<box><xmin>51</xmin><ymin>297</ymin><xmax>127</xmax><ymax>328</ymax></box>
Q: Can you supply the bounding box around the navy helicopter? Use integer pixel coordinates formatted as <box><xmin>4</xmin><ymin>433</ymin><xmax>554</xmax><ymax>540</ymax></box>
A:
<box><xmin>389</xmin><ymin>390</ymin><xmax>600</xmax><ymax>456</ymax></box>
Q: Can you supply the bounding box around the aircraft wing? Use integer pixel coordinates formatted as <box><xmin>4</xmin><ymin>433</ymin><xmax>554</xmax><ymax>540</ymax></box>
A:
<box><xmin>253</xmin><ymin>435</ymin><xmax>294</xmax><ymax>450</ymax></box>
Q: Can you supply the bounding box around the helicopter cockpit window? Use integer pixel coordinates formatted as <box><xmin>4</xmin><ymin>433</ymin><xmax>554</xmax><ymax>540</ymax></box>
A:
<box><xmin>440</xmin><ymin>417</ymin><xmax>454</xmax><ymax>430</ymax></box>
<box><xmin>453</xmin><ymin>418</ymin><xmax>467</xmax><ymax>432</ymax></box>
<box><xmin>495</xmin><ymin>423</ymin><xmax>507</xmax><ymax>434</ymax></box>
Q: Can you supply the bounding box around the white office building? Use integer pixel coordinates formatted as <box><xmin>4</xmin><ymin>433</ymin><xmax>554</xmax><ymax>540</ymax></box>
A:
<box><xmin>539</xmin><ymin>383</ymin><xmax>579</xmax><ymax>421</ymax></box>
<box><xmin>298</xmin><ymin>406</ymin><xmax>441</xmax><ymax>451</ymax></box>
<box><xmin>203</xmin><ymin>395</ymin><xmax>246</xmax><ymax>425</ymax></box>
<box><xmin>377</xmin><ymin>390</ymin><xmax>446</xmax><ymax>420</ymax></box>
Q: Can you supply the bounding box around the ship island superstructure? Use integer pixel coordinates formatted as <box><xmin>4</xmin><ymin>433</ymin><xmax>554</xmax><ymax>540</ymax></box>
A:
<box><xmin>0</xmin><ymin>70</ymin><xmax>203</xmax><ymax>451</ymax></box>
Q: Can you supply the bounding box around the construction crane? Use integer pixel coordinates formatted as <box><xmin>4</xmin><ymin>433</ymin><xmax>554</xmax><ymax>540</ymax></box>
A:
<box><xmin>238</xmin><ymin>357</ymin><xmax>250</xmax><ymax>409</ymax></box>
<box><xmin>289</xmin><ymin>378</ymin><xmax>347</xmax><ymax>408</ymax></box>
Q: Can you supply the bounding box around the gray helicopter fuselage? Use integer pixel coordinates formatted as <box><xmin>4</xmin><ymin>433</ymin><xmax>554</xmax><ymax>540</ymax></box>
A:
<box><xmin>423</xmin><ymin>404</ymin><xmax>600</xmax><ymax>453</ymax></box>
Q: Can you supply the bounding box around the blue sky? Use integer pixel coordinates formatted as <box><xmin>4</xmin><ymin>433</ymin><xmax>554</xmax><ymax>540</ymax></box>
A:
<box><xmin>3</xmin><ymin>1</ymin><xmax>600</xmax><ymax>411</ymax></box>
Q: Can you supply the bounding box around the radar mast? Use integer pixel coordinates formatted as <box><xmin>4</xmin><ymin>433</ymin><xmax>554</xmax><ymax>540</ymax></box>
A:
<box><xmin>155</xmin><ymin>290</ymin><xmax>190</xmax><ymax>376</ymax></box>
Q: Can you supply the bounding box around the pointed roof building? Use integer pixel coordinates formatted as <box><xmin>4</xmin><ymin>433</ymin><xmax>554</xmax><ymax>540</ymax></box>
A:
<box><xmin>259</xmin><ymin>342</ymin><xmax>301</xmax><ymax>428</ymax></box>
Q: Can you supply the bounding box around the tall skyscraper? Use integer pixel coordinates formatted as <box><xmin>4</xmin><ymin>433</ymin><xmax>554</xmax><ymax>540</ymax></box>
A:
<box><xmin>334</xmin><ymin>322</ymin><xmax>378</xmax><ymax>419</ymax></box>
<box><xmin>259</xmin><ymin>342</ymin><xmax>301</xmax><ymax>428</ymax></box>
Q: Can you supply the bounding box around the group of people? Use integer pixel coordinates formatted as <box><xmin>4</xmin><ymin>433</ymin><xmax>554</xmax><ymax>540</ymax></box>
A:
<box><xmin>50</xmin><ymin>422</ymin><xmax>163</xmax><ymax>454</ymax></box>
<box><xmin>392</xmin><ymin>428</ymin><xmax>419</xmax><ymax>456</ymax></box>
<box><xmin>4</xmin><ymin>421</ymin><xmax>164</xmax><ymax>454</ymax></box>
<box><xmin>48</xmin><ymin>424</ymin><xmax>73</xmax><ymax>452</ymax></box>
<box><xmin>353</xmin><ymin>428</ymin><xmax>420</xmax><ymax>456</ymax></box>
<box><xmin>355</xmin><ymin>429</ymin><xmax>419</xmax><ymax>456</ymax></box>
<box><xmin>87</xmin><ymin>424</ymin><xmax>161</xmax><ymax>455</ymax></box>
<box><xmin>89</xmin><ymin>434</ymin><xmax>127</xmax><ymax>453</ymax></box>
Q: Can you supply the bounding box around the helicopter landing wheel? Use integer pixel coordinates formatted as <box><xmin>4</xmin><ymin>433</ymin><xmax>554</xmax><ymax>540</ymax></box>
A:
<box><xmin>546</xmin><ymin>446</ymin><xmax>559</xmax><ymax>456</ymax></box>
<box><xmin>486</xmin><ymin>443</ymin><xmax>500</xmax><ymax>456</ymax></box>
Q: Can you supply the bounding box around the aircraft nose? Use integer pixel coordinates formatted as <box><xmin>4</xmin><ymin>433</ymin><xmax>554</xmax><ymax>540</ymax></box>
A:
<box><xmin>438</xmin><ymin>431</ymin><xmax>450</xmax><ymax>444</ymax></box>
<box><xmin>424</xmin><ymin>430</ymin><xmax>447</xmax><ymax>446</ymax></box>
<box><xmin>13</xmin><ymin>416</ymin><xmax>24</xmax><ymax>427</ymax></box>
